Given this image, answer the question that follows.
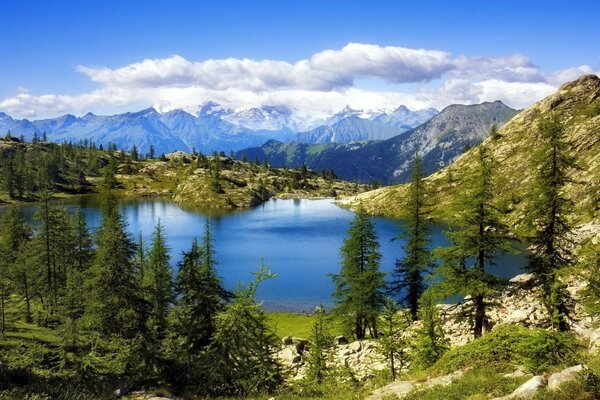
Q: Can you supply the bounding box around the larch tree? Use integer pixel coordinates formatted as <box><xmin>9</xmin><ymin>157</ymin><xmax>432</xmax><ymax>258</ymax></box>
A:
<box><xmin>86</xmin><ymin>193</ymin><xmax>146</xmax><ymax>338</ymax></box>
<box><xmin>526</xmin><ymin>115</ymin><xmax>576</xmax><ymax>332</ymax></box>
<box><xmin>390</xmin><ymin>153</ymin><xmax>433</xmax><ymax>321</ymax></box>
<box><xmin>144</xmin><ymin>220</ymin><xmax>174</xmax><ymax>341</ymax></box>
<box><xmin>435</xmin><ymin>145</ymin><xmax>513</xmax><ymax>338</ymax></box>
<box><xmin>332</xmin><ymin>203</ymin><xmax>385</xmax><ymax>340</ymax></box>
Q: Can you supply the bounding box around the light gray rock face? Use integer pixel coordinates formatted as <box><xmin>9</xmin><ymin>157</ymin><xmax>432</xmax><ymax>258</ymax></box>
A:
<box><xmin>366</xmin><ymin>369</ymin><xmax>464</xmax><ymax>400</ymax></box>
<box><xmin>548</xmin><ymin>365</ymin><xmax>583</xmax><ymax>390</ymax></box>
<box><xmin>511</xmin><ymin>375</ymin><xmax>548</xmax><ymax>398</ymax></box>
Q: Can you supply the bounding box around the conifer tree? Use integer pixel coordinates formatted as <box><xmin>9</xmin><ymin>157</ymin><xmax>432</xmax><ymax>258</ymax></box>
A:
<box><xmin>86</xmin><ymin>194</ymin><xmax>146</xmax><ymax>338</ymax></box>
<box><xmin>378</xmin><ymin>298</ymin><xmax>410</xmax><ymax>381</ymax></box>
<box><xmin>0</xmin><ymin>207</ymin><xmax>32</xmax><ymax>323</ymax></box>
<box><xmin>204</xmin><ymin>262</ymin><xmax>281</xmax><ymax>395</ymax></box>
<box><xmin>391</xmin><ymin>153</ymin><xmax>432</xmax><ymax>320</ymax></box>
<box><xmin>60</xmin><ymin>209</ymin><xmax>93</xmax><ymax>347</ymax></box>
<box><xmin>176</xmin><ymin>220</ymin><xmax>230</xmax><ymax>351</ymax></box>
<box><xmin>526</xmin><ymin>115</ymin><xmax>576</xmax><ymax>332</ymax></box>
<box><xmin>332</xmin><ymin>204</ymin><xmax>385</xmax><ymax>339</ymax></box>
<box><xmin>306</xmin><ymin>307</ymin><xmax>333</xmax><ymax>383</ymax></box>
<box><xmin>435</xmin><ymin>146</ymin><xmax>512</xmax><ymax>338</ymax></box>
<box><xmin>144</xmin><ymin>220</ymin><xmax>174</xmax><ymax>340</ymax></box>
<box><xmin>411</xmin><ymin>289</ymin><xmax>448</xmax><ymax>369</ymax></box>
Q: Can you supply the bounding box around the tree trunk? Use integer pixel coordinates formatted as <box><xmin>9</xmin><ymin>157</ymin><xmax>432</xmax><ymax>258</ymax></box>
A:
<box><xmin>474</xmin><ymin>294</ymin><xmax>485</xmax><ymax>338</ymax></box>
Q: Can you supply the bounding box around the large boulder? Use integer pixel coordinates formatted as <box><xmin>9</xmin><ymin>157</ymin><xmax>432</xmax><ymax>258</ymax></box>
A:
<box><xmin>510</xmin><ymin>375</ymin><xmax>547</xmax><ymax>398</ymax></box>
<box><xmin>548</xmin><ymin>365</ymin><xmax>583</xmax><ymax>390</ymax></box>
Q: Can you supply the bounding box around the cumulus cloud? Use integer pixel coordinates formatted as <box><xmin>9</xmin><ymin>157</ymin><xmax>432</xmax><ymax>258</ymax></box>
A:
<box><xmin>1</xmin><ymin>42</ymin><xmax>598</xmax><ymax>119</ymax></box>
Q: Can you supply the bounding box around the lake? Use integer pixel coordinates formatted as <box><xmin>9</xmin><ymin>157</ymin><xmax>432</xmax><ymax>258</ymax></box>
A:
<box><xmin>8</xmin><ymin>197</ymin><xmax>527</xmax><ymax>312</ymax></box>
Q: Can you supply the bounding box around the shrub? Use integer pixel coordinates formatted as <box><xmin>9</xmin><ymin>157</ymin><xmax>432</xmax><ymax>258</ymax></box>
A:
<box><xmin>432</xmin><ymin>324</ymin><xmax>580</xmax><ymax>374</ymax></box>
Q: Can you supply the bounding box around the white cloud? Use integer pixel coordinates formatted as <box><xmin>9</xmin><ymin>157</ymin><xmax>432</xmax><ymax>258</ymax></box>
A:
<box><xmin>1</xmin><ymin>43</ymin><xmax>598</xmax><ymax>119</ymax></box>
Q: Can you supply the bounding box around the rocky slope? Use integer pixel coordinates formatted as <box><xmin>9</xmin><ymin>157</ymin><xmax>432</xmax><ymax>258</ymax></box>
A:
<box><xmin>342</xmin><ymin>75</ymin><xmax>600</xmax><ymax>232</ymax></box>
<box><xmin>237</xmin><ymin>101</ymin><xmax>517</xmax><ymax>184</ymax></box>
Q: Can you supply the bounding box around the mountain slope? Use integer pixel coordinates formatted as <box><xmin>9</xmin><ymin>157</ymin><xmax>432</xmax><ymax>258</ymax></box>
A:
<box><xmin>344</xmin><ymin>74</ymin><xmax>600</xmax><ymax>231</ymax></box>
<box><xmin>237</xmin><ymin>101</ymin><xmax>517</xmax><ymax>184</ymax></box>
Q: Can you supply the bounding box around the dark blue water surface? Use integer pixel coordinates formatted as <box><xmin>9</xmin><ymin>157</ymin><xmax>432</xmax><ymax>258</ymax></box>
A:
<box><xmin>9</xmin><ymin>197</ymin><xmax>527</xmax><ymax>312</ymax></box>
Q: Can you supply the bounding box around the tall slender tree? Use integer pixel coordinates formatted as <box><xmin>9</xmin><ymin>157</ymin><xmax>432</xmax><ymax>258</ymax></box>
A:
<box><xmin>526</xmin><ymin>115</ymin><xmax>576</xmax><ymax>332</ymax></box>
<box><xmin>435</xmin><ymin>146</ymin><xmax>513</xmax><ymax>338</ymax></box>
<box><xmin>390</xmin><ymin>153</ymin><xmax>432</xmax><ymax>320</ymax></box>
<box><xmin>86</xmin><ymin>193</ymin><xmax>146</xmax><ymax>338</ymax></box>
<box><xmin>332</xmin><ymin>204</ymin><xmax>385</xmax><ymax>339</ymax></box>
<box><xmin>175</xmin><ymin>220</ymin><xmax>230</xmax><ymax>351</ymax></box>
<box><xmin>144</xmin><ymin>220</ymin><xmax>174</xmax><ymax>340</ymax></box>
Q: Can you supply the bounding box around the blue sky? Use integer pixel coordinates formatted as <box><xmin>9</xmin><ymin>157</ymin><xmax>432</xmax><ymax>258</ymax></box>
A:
<box><xmin>3</xmin><ymin>0</ymin><xmax>599</xmax><ymax>119</ymax></box>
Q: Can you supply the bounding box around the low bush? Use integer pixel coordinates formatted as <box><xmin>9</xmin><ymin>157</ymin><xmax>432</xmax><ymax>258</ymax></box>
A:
<box><xmin>431</xmin><ymin>324</ymin><xmax>580</xmax><ymax>374</ymax></box>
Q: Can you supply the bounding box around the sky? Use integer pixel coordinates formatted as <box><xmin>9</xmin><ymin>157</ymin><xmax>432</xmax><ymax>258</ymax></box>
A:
<box><xmin>2</xmin><ymin>0</ymin><xmax>599</xmax><ymax>119</ymax></box>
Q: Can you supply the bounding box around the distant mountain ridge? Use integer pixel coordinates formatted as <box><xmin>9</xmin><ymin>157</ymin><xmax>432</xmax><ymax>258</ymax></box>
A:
<box><xmin>0</xmin><ymin>103</ymin><xmax>438</xmax><ymax>155</ymax></box>
<box><xmin>236</xmin><ymin>101</ymin><xmax>518</xmax><ymax>184</ymax></box>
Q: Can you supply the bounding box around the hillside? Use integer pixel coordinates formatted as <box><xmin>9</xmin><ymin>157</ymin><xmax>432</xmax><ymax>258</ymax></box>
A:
<box><xmin>343</xmin><ymin>74</ymin><xmax>600</xmax><ymax>234</ymax></box>
<box><xmin>237</xmin><ymin>101</ymin><xmax>517</xmax><ymax>184</ymax></box>
<box><xmin>0</xmin><ymin>138</ymin><xmax>365</xmax><ymax>208</ymax></box>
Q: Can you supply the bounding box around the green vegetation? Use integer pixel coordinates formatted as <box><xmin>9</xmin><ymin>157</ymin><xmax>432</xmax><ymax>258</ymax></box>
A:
<box><xmin>434</xmin><ymin>145</ymin><xmax>514</xmax><ymax>338</ymax></box>
<box><xmin>431</xmin><ymin>325</ymin><xmax>579</xmax><ymax>375</ymax></box>
<box><xmin>390</xmin><ymin>153</ymin><xmax>433</xmax><ymax>320</ymax></box>
<box><xmin>331</xmin><ymin>204</ymin><xmax>385</xmax><ymax>340</ymax></box>
<box><xmin>526</xmin><ymin>115</ymin><xmax>576</xmax><ymax>332</ymax></box>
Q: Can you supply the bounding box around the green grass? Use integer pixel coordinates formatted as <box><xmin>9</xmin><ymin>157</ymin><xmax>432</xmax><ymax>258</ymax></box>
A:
<box><xmin>403</xmin><ymin>369</ymin><xmax>527</xmax><ymax>400</ymax></box>
<box><xmin>267</xmin><ymin>312</ymin><xmax>345</xmax><ymax>340</ymax></box>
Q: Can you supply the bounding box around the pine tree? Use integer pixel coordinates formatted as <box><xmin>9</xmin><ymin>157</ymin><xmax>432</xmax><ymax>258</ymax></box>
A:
<box><xmin>411</xmin><ymin>289</ymin><xmax>448</xmax><ymax>369</ymax></box>
<box><xmin>144</xmin><ymin>220</ymin><xmax>174</xmax><ymax>340</ymax></box>
<box><xmin>378</xmin><ymin>298</ymin><xmax>410</xmax><ymax>381</ymax></box>
<box><xmin>204</xmin><ymin>262</ymin><xmax>281</xmax><ymax>395</ymax></box>
<box><xmin>175</xmin><ymin>220</ymin><xmax>230</xmax><ymax>351</ymax></box>
<box><xmin>332</xmin><ymin>204</ymin><xmax>385</xmax><ymax>339</ymax></box>
<box><xmin>86</xmin><ymin>194</ymin><xmax>146</xmax><ymax>338</ymax></box>
<box><xmin>32</xmin><ymin>197</ymin><xmax>74</xmax><ymax>323</ymax></box>
<box><xmin>391</xmin><ymin>153</ymin><xmax>432</xmax><ymax>320</ymax></box>
<box><xmin>434</xmin><ymin>146</ymin><xmax>513</xmax><ymax>338</ymax></box>
<box><xmin>306</xmin><ymin>307</ymin><xmax>333</xmax><ymax>383</ymax></box>
<box><xmin>60</xmin><ymin>209</ymin><xmax>93</xmax><ymax>348</ymax></box>
<box><xmin>526</xmin><ymin>115</ymin><xmax>576</xmax><ymax>332</ymax></box>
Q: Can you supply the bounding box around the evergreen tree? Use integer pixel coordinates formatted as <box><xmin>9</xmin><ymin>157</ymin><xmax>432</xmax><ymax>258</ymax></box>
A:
<box><xmin>390</xmin><ymin>153</ymin><xmax>432</xmax><ymax>320</ymax></box>
<box><xmin>175</xmin><ymin>220</ymin><xmax>230</xmax><ymax>351</ymax></box>
<box><xmin>60</xmin><ymin>209</ymin><xmax>93</xmax><ymax>348</ymax></box>
<box><xmin>204</xmin><ymin>262</ymin><xmax>281</xmax><ymax>395</ymax></box>
<box><xmin>378</xmin><ymin>298</ymin><xmax>410</xmax><ymax>381</ymax></box>
<box><xmin>526</xmin><ymin>115</ymin><xmax>576</xmax><ymax>332</ymax></box>
<box><xmin>209</xmin><ymin>156</ymin><xmax>223</xmax><ymax>194</ymax></box>
<box><xmin>131</xmin><ymin>145</ymin><xmax>139</xmax><ymax>161</ymax></box>
<box><xmin>32</xmin><ymin>197</ymin><xmax>74</xmax><ymax>323</ymax></box>
<box><xmin>332</xmin><ymin>204</ymin><xmax>385</xmax><ymax>339</ymax></box>
<box><xmin>411</xmin><ymin>289</ymin><xmax>448</xmax><ymax>369</ymax></box>
<box><xmin>434</xmin><ymin>146</ymin><xmax>513</xmax><ymax>338</ymax></box>
<box><xmin>306</xmin><ymin>307</ymin><xmax>333</xmax><ymax>383</ymax></box>
<box><xmin>144</xmin><ymin>220</ymin><xmax>174</xmax><ymax>340</ymax></box>
<box><xmin>0</xmin><ymin>207</ymin><xmax>32</xmax><ymax>323</ymax></box>
<box><xmin>86</xmin><ymin>194</ymin><xmax>146</xmax><ymax>338</ymax></box>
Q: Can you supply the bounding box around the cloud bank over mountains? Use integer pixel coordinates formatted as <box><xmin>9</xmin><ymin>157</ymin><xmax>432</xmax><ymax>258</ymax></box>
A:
<box><xmin>1</xmin><ymin>43</ymin><xmax>597</xmax><ymax>119</ymax></box>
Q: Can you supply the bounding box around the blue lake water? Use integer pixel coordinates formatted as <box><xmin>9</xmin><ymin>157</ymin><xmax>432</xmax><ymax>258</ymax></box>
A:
<box><xmin>9</xmin><ymin>197</ymin><xmax>527</xmax><ymax>312</ymax></box>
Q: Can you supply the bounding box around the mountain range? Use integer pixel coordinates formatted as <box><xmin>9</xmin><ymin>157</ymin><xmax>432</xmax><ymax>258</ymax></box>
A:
<box><xmin>0</xmin><ymin>103</ymin><xmax>437</xmax><ymax>155</ymax></box>
<box><xmin>236</xmin><ymin>101</ymin><xmax>518</xmax><ymax>184</ymax></box>
<box><xmin>347</xmin><ymin>74</ymin><xmax>600</xmax><ymax>230</ymax></box>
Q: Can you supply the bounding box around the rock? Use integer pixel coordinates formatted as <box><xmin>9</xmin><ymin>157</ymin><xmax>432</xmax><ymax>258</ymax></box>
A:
<box><xmin>510</xmin><ymin>375</ymin><xmax>547</xmax><ymax>398</ymax></box>
<box><xmin>503</xmin><ymin>366</ymin><xmax>528</xmax><ymax>378</ymax></box>
<box><xmin>349</xmin><ymin>340</ymin><xmax>362</xmax><ymax>353</ymax></box>
<box><xmin>114</xmin><ymin>387</ymin><xmax>129</xmax><ymax>397</ymax></box>
<box><xmin>548</xmin><ymin>365</ymin><xmax>583</xmax><ymax>390</ymax></box>
<box><xmin>293</xmin><ymin>337</ymin><xmax>309</xmax><ymax>353</ymax></box>
<box><xmin>365</xmin><ymin>379</ymin><xmax>415</xmax><ymax>400</ymax></box>
<box><xmin>334</xmin><ymin>335</ymin><xmax>348</xmax><ymax>345</ymax></box>
<box><xmin>509</xmin><ymin>273</ymin><xmax>535</xmax><ymax>283</ymax></box>
<box><xmin>506</xmin><ymin>309</ymin><xmax>529</xmax><ymax>324</ymax></box>
<box><xmin>282</xmin><ymin>335</ymin><xmax>293</xmax><ymax>345</ymax></box>
<box><xmin>279</xmin><ymin>347</ymin><xmax>302</xmax><ymax>364</ymax></box>
<box><xmin>588</xmin><ymin>328</ymin><xmax>600</xmax><ymax>353</ymax></box>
